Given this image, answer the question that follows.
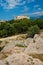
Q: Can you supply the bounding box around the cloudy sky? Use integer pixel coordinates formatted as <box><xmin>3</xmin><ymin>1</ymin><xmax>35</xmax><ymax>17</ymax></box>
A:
<box><xmin>0</xmin><ymin>0</ymin><xmax>43</xmax><ymax>20</ymax></box>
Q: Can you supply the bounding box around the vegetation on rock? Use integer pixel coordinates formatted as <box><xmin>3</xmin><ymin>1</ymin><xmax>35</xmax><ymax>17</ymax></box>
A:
<box><xmin>27</xmin><ymin>25</ymin><xmax>40</xmax><ymax>38</ymax></box>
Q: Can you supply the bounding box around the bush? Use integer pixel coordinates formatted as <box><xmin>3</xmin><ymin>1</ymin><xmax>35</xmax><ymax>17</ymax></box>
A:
<box><xmin>0</xmin><ymin>18</ymin><xmax>43</xmax><ymax>38</ymax></box>
<box><xmin>0</xmin><ymin>46</ymin><xmax>4</xmax><ymax>51</ymax></box>
<box><xmin>27</xmin><ymin>25</ymin><xmax>40</xmax><ymax>38</ymax></box>
<box><xmin>34</xmin><ymin>18</ymin><xmax>43</xmax><ymax>29</ymax></box>
<box><xmin>15</xmin><ymin>44</ymin><xmax>27</xmax><ymax>47</ymax></box>
<box><xmin>5</xmin><ymin>61</ymin><xmax>9</xmax><ymax>65</ymax></box>
<box><xmin>0</xmin><ymin>41</ymin><xmax>2</xmax><ymax>44</ymax></box>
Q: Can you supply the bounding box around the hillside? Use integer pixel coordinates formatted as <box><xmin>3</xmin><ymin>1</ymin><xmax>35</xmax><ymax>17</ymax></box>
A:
<box><xmin>0</xmin><ymin>32</ymin><xmax>43</xmax><ymax>65</ymax></box>
<box><xmin>0</xmin><ymin>18</ymin><xmax>43</xmax><ymax>65</ymax></box>
<box><xmin>0</xmin><ymin>18</ymin><xmax>43</xmax><ymax>38</ymax></box>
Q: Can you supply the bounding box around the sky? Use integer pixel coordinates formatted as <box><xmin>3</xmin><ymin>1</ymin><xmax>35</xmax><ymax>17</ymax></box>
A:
<box><xmin>0</xmin><ymin>0</ymin><xmax>43</xmax><ymax>20</ymax></box>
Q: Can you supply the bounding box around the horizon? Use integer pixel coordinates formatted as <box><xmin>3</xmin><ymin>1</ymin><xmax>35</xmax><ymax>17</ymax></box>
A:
<box><xmin>0</xmin><ymin>0</ymin><xmax>43</xmax><ymax>20</ymax></box>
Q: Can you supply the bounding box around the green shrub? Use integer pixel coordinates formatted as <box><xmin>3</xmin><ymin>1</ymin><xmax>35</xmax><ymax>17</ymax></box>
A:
<box><xmin>15</xmin><ymin>44</ymin><xmax>27</xmax><ymax>47</ymax></box>
<box><xmin>0</xmin><ymin>41</ymin><xmax>2</xmax><ymax>44</ymax></box>
<box><xmin>27</xmin><ymin>25</ymin><xmax>40</xmax><ymax>38</ymax></box>
<box><xmin>0</xmin><ymin>46</ymin><xmax>4</xmax><ymax>51</ymax></box>
<box><xmin>31</xmin><ymin>61</ymin><xmax>35</xmax><ymax>65</ymax></box>
<box><xmin>34</xmin><ymin>18</ymin><xmax>43</xmax><ymax>29</ymax></box>
<box><xmin>0</xmin><ymin>18</ymin><xmax>43</xmax><ymax>38</ymax></box>
<box><xmin>5</xmin><ymin>61</ymin><xmax>9</xmax><ymax>65</ymax></box>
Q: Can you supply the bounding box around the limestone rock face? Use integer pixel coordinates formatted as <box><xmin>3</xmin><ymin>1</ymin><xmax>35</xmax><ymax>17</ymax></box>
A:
<box><xmin>25</xmin><ymin>34</ymin><xmax>43</xmax><ymax>54</ymax></box>
<box><xmin>1</xmin><ymin>40</ymin><xmax>26</xmax><ymax>55</ymax></box>
<box><xmin>15</xmin><ymin>16</ymin><xmax>30</xmax><ymax>20</ymax></box>
<box><xmin>0</xmin><ymin>33</ymin><xmax>43</xmax><ymax>65</ymax></box>
<box><xmin>0</xmin><ymin>53</ymin><xmax>43</xmax><ymax>65</ymax></box>
<box><xmin>0</xmin><ymin>61</ymin><xmax>5</xmax><ymax>65</ymax></box>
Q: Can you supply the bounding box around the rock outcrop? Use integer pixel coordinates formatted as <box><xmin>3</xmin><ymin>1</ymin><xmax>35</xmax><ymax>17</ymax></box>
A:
<box><xmin>0</xmin><ymin>53</ymin><xmax>43</xmax><ymax>65</ymax></box>
<box><xmin>0</xmin><ymin>33</ymin><xmax>43</xmax><ymax>65</ymax></box>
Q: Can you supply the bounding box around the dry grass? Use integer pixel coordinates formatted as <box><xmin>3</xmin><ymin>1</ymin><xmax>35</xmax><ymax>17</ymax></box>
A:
<box><xmin>15</xmin><ymin>44</ymin><xmax>27</xmax><ymax>47</ymax></box>
<box><xmin>40</xmin><ymin>29</ymin><xmax>43</xmax><ymax>32</ymax></box>
<box><xmin>29</xmin><ymin>54</ymin><xmax>43</xmax><ymax>61</ymax></box>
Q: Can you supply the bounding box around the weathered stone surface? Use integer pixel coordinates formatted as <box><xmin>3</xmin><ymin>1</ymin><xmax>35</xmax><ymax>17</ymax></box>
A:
<box><xmin>0</xmin><ymin>33</ymin><xmax>43</xmax><ymax>65</ymax></box>
<box><xmin>25</xmin><ymin>34</ymin><xmax>43</xmax><ymax>54</ymax></box>
<box><xmin>0</xmin><ymin>53</ymin><xmax>43</xmax><ymax>65</ymax></box>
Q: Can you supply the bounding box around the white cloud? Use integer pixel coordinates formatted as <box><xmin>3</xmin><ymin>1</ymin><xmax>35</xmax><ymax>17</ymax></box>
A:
<box><xmin>24</xmin><ymin>6</ymin><xmax>29</xmax><ymax>12</ymax></box>
<box><xmin>34</xmin><ymin>5</ymin><xmax>40</xmax><ymax>8</ymax></box>
<box><xmin>23</xmin><ymin>11</ymin><xmax>43</xmax><ymax>17</ymax></box>
<box><xmin>21</xmin><ymin>6</ymin><xmax>29</xmax><ymax>13</ymax></box>
<box><xmin>0</xmin><ymin>0</ymin><xmax>35</xmax><ymax>10</ymax></box>
<box><xmin>28</xmin><ymin>0</ymin><xmax>35</xmax><ymax>3</ymax></box>
<box><xmin>38</xmin><ymin>8</ymin><xmax>42</xmax><ymax>11</ymax></box>
<box><xmin>29</xmin><ymin>11</ymin><xmax>43</xmax><ymax>17</ymax></box>
<box><xmin>16</xmin><ymin>1</ymin><xmax>26</xmax><ymax>5</ymax></box>
<box><xmin>34</xmin><ymin>4</ymin><xmax>42</xmax><ymax>11</ymax></box>
<box><xmin>0</xmin><ymin>0</ymin><xmax>25</xmax><ymax>9</ymax></box>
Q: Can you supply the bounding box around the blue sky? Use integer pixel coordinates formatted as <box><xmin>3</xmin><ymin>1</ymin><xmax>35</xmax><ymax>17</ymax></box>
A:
<box><xmin>0</xmin><ymin>0</ymin><xmax>43</xmax><ymax>20</ymax></box>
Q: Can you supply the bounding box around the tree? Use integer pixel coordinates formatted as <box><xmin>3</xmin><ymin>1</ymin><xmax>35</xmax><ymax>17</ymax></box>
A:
<box><xmin>27</xmin><ymin>25</ymin><xmax>40</xmax><ymax>38</ymax></box>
